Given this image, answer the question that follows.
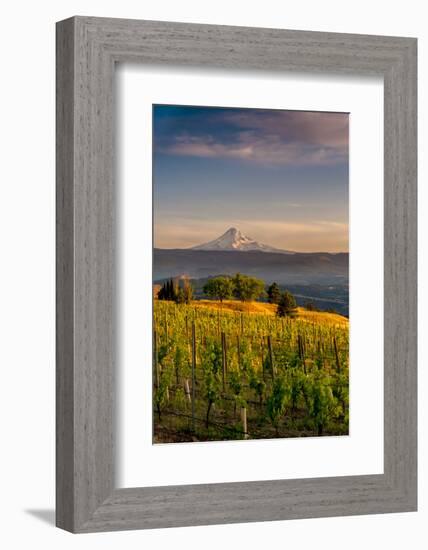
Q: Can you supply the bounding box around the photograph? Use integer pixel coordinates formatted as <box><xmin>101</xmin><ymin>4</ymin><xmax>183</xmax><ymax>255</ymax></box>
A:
<box><xmin>152</xmin><ymin>104</ymin><xmax>349</xmax><ymax>443</ymax></box>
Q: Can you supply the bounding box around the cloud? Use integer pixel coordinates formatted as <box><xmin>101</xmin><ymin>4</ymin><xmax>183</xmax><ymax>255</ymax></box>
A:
<box><xmin>155</xmin><ymin>108</ymin><xmax>348</xmax><ymax>167</ymax></box>
<box><xmin>224</xmin><ymin>110</ymin><xmax>349</xmax><ymax>150</ymax></box>
<box><xmin>164</xmin><ymin>135</ymin><xmax>345</xmax><ymax>166</ymax></box>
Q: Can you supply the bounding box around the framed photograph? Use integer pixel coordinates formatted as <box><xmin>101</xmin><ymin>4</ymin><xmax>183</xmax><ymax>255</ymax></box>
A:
<box><xmin>151</xmin><ymin>104</ymin><xmax>350</xmax><ymax>445</ymax></box>
<box><xmin>56</xmin><ymin>16</ymin><xmax>417</xmax><ymax>532</ymax></box>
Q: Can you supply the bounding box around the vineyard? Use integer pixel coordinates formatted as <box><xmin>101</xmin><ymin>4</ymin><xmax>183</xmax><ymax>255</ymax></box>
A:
<box><xmin>153</xmin><ymin>300</ymin><xmax>349</xmax><ymax>443</ymax></box>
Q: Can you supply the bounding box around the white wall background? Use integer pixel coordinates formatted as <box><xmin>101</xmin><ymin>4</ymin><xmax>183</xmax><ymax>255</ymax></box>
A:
<box><xmin>0</xmin><ymin>1</ymin><xmax>425</xmax><ymax>548</ymax></box>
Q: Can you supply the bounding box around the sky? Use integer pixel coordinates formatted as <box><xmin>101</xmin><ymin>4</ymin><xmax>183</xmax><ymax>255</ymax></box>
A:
<box><xmin>153</xmin><ymin>105</ymin><xmax>349</xmax><ymax>253</ymax></box>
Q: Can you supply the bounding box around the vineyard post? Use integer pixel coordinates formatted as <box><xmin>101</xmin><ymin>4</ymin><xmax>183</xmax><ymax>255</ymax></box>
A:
<box><xmin>184</xmin><ymin>379</ymin><xmax>191</xmax><ymax>403</ymax></box>
<box><xmin>224</xmin><ymin>333</ymin><xmax>228</xmax><ymax>376</ymax></box>
<box><xmin>153</xmin><ymin>329</ymin><xmax>159</xmax><ymax>389</ymax></box>
<box><xmin>261</xmin><ymin>337</ymin><xmax>265</xmax><ymax>380</ymax></box>
<box><xmin>333</xmin><ymin>334</ymin><xmax>341</xmax><ymax>373</ymax></box>
<box><xmin>175</xmin><ymin>361</ymin><xmax>180</xmax><ymax>386</ymax></box>
<box><xmin>319</xmin><ymin>336</ymin><xmax>325</xmax><ymax>368</ymax></box>
<box><xmin>267</xmin><ymin>335</ymin><xmax>275</xmax><ymax>379</ymax></box>
<box><xmin>191</xmin><ymin>321</ymin><xmax>196</xmax><ymax>432</ymax></box>
<box><xmin>221</xmin><ymin>332</ymin><xmax>227</xmax><ymax>391</ymax></box>
<box><xmin>237</xmin><ymin>335</ymin><xmax>241</xmax><ymax>370</ymax></box>
<box><xmin>298</xmin><ymin>333</ymin><xmax>307</xmax><ymax>374</ymax></box>
<box><xmin>241</xmin><ymin>407</ymin><xmax>248</xmax><ymax>439</ymax></box>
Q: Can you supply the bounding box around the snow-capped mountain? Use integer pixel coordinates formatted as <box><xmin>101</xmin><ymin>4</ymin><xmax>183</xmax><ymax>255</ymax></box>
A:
<box><xmin>191</xmin><ymin>227</ymin><xmax>294</xmax><ymax>254</ymax></box>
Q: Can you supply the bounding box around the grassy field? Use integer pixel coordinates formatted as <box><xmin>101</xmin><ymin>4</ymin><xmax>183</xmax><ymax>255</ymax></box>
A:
<box><xmin>153</xmin><ymin>299</ymin><xmax>349</xmax><ymax>443</ymax></box>
<box><xmin>192</xmin><ymin>299</ymin><xmax>348</xmax><ymax>326</ymax></box>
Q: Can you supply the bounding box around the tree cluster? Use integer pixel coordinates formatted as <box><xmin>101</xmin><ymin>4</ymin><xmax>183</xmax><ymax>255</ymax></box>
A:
<box><xmin>158</xmin><ymin>274</ymin><xmax>298</xmax><ymax>315</ymax></box>
<box><xmin>158</xmin><ymin>278</ymin><xmax>193</xmax><ymax>304</ymax></box>
<box><xmin>203</xmin><ymin>273</ymin><xmax>265</xmax><ymax>302</ymax></box>
<box><xmin>158</xmin><ymin>279</ymin><xmax>177</xmax><ymax>301</ymax></box>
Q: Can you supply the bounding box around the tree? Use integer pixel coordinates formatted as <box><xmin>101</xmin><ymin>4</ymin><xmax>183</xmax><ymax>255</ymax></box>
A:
<box><xmin>158</xmin><ymin>279</ymin><xmax>178</xmax><ymax>301</ymax></box>
<box><xmin>203</xmin><ymin>276</ymin><xmax>234</xmax><ymax>302</ymax></box>
<box><xmin>175</xmin><ymin>287</ymin><xmax>185</xmax><ymax>304</ymax></box>
<box><xmin>232</xmin><ymin>273</ymin><xmax>265</xmax><ymax>302</ymax></box>
<box><xmin>277</xmin><ymin>290</ymin><xmax>297</xmax><ymax>317</ymax></box>
<box><xmin>182</xmin><ymin>278</ymin><xmax>193</xmax><ymax>304</ymax></box>
<box><xmin>157</xmin><ymin>280</ymin><xmax>168</xmax><ymax>300</ymax></box>
<box><xmin>168</xmin><ymin>280</ymin><xmax>177</xmax><ymax>302</ymax></box>
<box><xmin>175</xmin><ymin>278</ymin><xmax>193</xmax><ymax>304</ymax></box>
<box><xmin>267</xmin><ymin>282</ymin><xmax>281</xmax><ymax>304</ymax></box>
<box><xmin>157</xmin><ymin>282</ymin><xmax>166</xmax><ymax>300</ymax></box>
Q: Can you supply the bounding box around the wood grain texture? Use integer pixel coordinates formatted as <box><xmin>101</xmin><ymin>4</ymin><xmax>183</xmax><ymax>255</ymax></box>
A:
<box><xmin>56</xmin><ymin>16</ymin><xmax>417</xmax><ymax>533</ymax></box>
<box><xmin>56</xmin><ymin>18</ymin><xmax>75</xmax><ymax>532</ymax></box>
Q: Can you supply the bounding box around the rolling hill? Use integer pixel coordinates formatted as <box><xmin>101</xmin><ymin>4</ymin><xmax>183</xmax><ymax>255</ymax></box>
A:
<box><xmin>191</xmin><ymin>300</ymin><xmax>349</xmax><ymax>327</ymax></box>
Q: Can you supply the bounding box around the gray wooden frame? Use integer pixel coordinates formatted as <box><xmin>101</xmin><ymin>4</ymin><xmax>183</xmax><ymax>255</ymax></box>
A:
<box><xmin>56</xmin><ymin>16</ymin><xmax>417</xmax><ymax>533</ymax></box>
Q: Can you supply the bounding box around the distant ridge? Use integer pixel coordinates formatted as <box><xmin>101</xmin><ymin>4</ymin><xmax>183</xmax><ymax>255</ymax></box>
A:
<box><xmin>190</xmin><ymin>227</ymin><xmax>294</xmax><ymax>254</ymax></box>
<box><xmin>153</xmin><ymin>248</ymin><xmax>349</xmax><ymax>287</ymax></box>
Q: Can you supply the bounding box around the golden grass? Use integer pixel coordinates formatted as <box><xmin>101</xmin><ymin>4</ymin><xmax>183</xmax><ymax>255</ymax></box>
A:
<box><xmin>296</xmin><ymin>308</ymin><xmax>349</xmax><ymax>327</ymax></box>
<box><xmin>193</xmin><ymin>299</ymin><xmax>276</xmax><ymax>315</ymax></box>
<box><xmin>191</xmin><ymin>299</ymin><xmax>348</xmax><ymax>327</ymax></box>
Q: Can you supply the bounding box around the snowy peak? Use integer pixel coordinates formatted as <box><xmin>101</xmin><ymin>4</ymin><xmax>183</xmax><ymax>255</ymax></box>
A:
<box><xmin>206</xmin><ymin>227</ymin><xmax>255</xmax><ymax>250</ymax></box>
<box><xmin>191</xmin><ymin>227</ymin><xmax>294</xmax><ymax>254</ymax></box>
